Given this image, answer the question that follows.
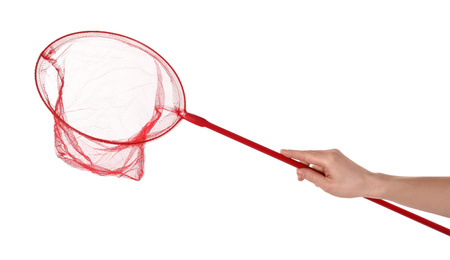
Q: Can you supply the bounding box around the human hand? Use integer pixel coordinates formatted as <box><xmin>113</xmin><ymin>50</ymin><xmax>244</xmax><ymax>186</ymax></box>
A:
<box><xmin>281</xmin><ymin>149</ymin><xmax>377</xmax><ymax>198</ymax></box>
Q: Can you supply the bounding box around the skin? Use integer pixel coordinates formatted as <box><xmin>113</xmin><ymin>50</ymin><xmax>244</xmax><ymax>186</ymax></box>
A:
<box><xmin>280</xmin><ymin>149</ymin><xmax>450</xmax><ymax>218</ymax></box>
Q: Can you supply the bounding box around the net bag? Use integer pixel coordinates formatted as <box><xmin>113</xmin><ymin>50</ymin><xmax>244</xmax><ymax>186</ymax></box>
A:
<box><xmin>35</xmin><ymin>32</ymin><xmax>186</xmax><ymax>180</ymax></box>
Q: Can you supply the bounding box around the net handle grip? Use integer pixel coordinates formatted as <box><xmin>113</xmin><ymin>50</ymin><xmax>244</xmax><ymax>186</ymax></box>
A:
<box><xmin>183</xmin><ymin>112</ymin><xmax>450</xmax><ymax>236</ymax></box>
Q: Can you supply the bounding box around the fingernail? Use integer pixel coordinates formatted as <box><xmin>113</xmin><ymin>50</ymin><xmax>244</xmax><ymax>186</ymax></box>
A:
<box><xmin>297</xmin><ymin>168</ymin><xmax>306</xmax><ymax>179</ymax></box>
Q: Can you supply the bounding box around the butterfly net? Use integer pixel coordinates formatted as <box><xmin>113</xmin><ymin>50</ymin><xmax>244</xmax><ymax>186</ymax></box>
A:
<box><xmin>35</xmin><ymin>32</ymin><xmax>186</xmax><ymax>180</ymax></box>
<box><xmin>36</xmin><ymin>32</ymin><xmax>450</xmax><ymax>236</ymax></box>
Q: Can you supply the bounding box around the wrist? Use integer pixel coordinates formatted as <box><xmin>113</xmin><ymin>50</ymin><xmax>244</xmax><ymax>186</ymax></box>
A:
<box><xmin>364</xmin><ymin>172</ymin><xmax>390</xmax><ymax>199</ymax></box>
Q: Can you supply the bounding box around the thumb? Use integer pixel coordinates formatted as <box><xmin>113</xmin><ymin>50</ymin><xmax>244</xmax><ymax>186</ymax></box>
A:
<box><xmin>297</xmin><ymin>168</ymin><xmax>327</xmax><ymax>188</ymax></box>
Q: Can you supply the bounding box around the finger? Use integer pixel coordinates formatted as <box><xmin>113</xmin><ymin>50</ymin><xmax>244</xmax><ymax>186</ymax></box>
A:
<box><xmin>309</xmin><ymin>163</ymin><xmax>324</xmax><ymax>173</ymax></box>
<box><xmin>297</xmin><ymin>168</ymin><xmax>327</xmax><ymax>188</ymax></box>
<box><xmin>281</xmin><ymin>149</ymin><xmax>326</xmax><ymax>166</ymax></box>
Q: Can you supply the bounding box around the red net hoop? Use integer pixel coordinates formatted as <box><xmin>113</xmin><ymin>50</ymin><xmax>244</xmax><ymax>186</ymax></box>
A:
<box><xmin>35</xmin><ymin>31</ymin><xmax>186</xmax><ymax>180</ymax></box>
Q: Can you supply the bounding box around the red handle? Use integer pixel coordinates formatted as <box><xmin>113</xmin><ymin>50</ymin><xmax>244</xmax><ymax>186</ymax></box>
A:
<box><xmin>183</xmin><ymin>112</ymin><xmax>450</xmax><ymax>236</ymax></box>
<box><xmin>183</xmin><ymin>112</ymin><xmax>309</xmax><ymax>169</ymax></box>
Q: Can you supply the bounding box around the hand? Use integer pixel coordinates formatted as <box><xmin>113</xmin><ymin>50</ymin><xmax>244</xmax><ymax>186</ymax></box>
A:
<box><xmin>281</xmin><ymin>149</ymin><xmax>376</xmax><ymax>198</ymax></box>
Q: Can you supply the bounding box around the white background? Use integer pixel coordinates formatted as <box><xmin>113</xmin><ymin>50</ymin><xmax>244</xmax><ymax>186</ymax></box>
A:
<box><xmin>1</xmin><ymin>1</ymin><xmax>449</xmax><ymax>259</ymax></box>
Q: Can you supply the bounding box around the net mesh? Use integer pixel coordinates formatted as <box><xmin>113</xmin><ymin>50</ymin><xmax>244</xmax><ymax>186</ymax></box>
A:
<box><xmin>35</xmin><ymin>32</ymin><xmax>186</xmax><ymax>180</ymax></box>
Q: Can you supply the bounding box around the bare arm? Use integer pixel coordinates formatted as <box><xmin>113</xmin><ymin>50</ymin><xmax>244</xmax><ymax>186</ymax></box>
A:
<box><xmin>281</xmin><ymin>149</ymin><xmax>450</xmax><ymax>218</ymax></box>
<box><xmin>374</xmin><ymin>174</ymin><xmax>450</xmax><ymax>217</ymax></box>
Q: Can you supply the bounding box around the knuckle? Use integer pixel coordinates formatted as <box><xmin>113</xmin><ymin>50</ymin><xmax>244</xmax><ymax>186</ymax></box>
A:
<box><xmin>325</xmin><ymin>149</ymin><xmax>341</xmax><ymax>163</ymax></box>
<box><xmin>329</xmin><ymin>148</ymin><xmax>341</xmax><ymax>155</ymax></box>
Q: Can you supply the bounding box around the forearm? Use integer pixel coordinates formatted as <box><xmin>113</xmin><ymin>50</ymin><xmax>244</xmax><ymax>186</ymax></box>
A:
<box><xmin>369</xmin><ymin>173</ymin><xmax>450</xmax><ymax>218</ymax></box>
<box><xmin>281</xmin><ymin>149</ymin><xmax>450</xmax><ymax>218</ymax></box>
